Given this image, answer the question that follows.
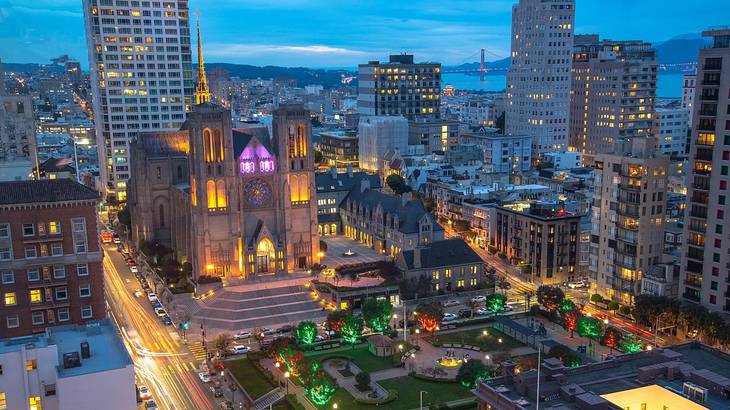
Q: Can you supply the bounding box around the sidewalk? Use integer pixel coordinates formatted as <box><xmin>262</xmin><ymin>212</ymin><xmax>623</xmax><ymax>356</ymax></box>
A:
<box><xmin>260</xmin><ymin>358</ymin><xmax>317</xmax><ymax>410</ymax></box>
<box><xmin>514</xmin><ymin>316</ymin><xmax>614</xmax><ymax>361</ymax></box>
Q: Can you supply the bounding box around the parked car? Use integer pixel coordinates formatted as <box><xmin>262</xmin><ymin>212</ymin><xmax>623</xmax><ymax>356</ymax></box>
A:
<box><xmin>144</xmin><ymin>400</ymin><xmax>158</xmax><ymax>410</ymax></box>
<box><xmin>315</xmin><ymin>334</ymin><xmax>326</xmax><ymax>342</ymax></box>
<box><xmin>112</xmin><ymin>237</ymin><xmax>121</xmax><ymax>245</ymax></box>
<box><xmin>130</xmin><ymin>266</ymin><xmax>139</xmax><ymax>273</ymax></box>
<box><xmin>162</xmin><ymin>316</ymin><xmax>173</xmax><ymax>326</ymax></box>
<box><xmin>277</xmin><ymin>325</ymin><xmax>293</xmax><ymax>334</ymax></box>
<box><xmin>442</xmin><ymin>313</ymin><xmax>458</xmax><ymax>322</ymax></box>
<box><xmin>567</xmin><ymin>280</ymin><xmax>588</xmax><ymax>289</ymax></box>
<box><xmin>234</xmin><ymin>331</ymin><xmax>252</xmax><ymax>340</ymax></box>
<box><xmin>261</xmin><ymin>327</ymin><xmax>274</xmax><ymax>335</ymax></box>
<box><xmin>458</xmin><ymin>309</ymin><xmax>473</xmax><ymax>319</ymax></box>
<box><xmin>147</xmin><ymin>292</ymin><xmax>157</xmax><ymax>302</ymax></box>
<box><xmin>134</xmin><ymin>289</ymin><xmax>143</xmax><ymax>298</ymax></box>
<box><xmin>470</xmin><ymin>295</ymin><xmax>487</xmax><ymax>303</ymax></box>
<box><xmin>198</xmin><ymin>372</ymin><xmax>211</xmax><ymax>383</ymax></box>
<box><xmin>442</xmin><ymin>300</ymin><xmax>460</xmax><ymax>307</ymax></box>
<box><xmin>503</xmin><ymin>305</ymin><xmax>515</xmax><ymax>312</ymax></box>
<box><xmin>138</xmin><ymin>385</ymin><xmax>152</xmax><ymax>400</ymax></box>
<box><xmin>152</xmin><ymin>300</ymin><xmax>162</xmax><ymax>309</ymax></box>
<box><xmin>687</xmin><ymin>329</ymin><xmax>698</xmax><ymax>339</ymax></box>
<box><xmin>219</xmin><ymin>401</ymin><xmax>234</xmax><ymax>410</ymax></box>
<box><xmin>228</xmin><ymin>344</ymin><xmax>250</xmax><ymax>355</ymax></box>
<box><xmin>211</xmin><ymin>386</ymin><xmax>224</xmax><ymax>397</ymax></box>
<box><xmin>154</xmin><ymin>308</ymin><xmax>167</xmax><ymax>318</ymax></box>
<box><xmin>476</xmin><ymin>307</ymin><xmax>491</xmax><ymax>316</ymax></box>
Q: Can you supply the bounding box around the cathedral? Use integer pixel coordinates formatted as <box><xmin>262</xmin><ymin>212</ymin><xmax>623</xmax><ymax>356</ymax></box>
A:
<box><xmin>128</xmin><ymin>21</ymin><xmax>319</xmax><ymax>280</ymax></box>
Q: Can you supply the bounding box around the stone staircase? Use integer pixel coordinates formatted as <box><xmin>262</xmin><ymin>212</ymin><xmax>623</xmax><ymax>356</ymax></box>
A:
<box><xmin>254</xmin><ymin>387</ymin><xmax>285</xmax><ymax>410</ymax></box>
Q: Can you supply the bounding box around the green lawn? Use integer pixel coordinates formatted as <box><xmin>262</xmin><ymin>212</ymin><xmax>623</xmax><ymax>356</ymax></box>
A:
<box><xmin>307</xmin><ymin>347</ymin><xmax>394</xmax><ymax>373</ymax></box>
<box><xmin>317</xmin><ymin>376</ymin><xmax>474</xmax><ymax>409</ymax></box>
<box><xmin>435</xmin><ymin>327</ymin><xmax>524</xmax><ymax>351</ymax></box>
<box><xmin>227</xmin><ymin>358</ymin><xmax>275</xmax><ymax>399</ymax></box>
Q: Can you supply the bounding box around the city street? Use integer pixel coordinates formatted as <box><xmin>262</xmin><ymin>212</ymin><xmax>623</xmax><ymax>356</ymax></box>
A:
<box><xmin>103</xmin><ymin>244</ymin><xmax>217</xmax><ymax>410</ymax></box>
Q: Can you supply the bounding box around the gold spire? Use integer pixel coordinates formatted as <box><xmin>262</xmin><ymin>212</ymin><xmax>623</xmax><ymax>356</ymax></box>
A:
<box><xmin>194</xmin><ymin>11</ymin><xmax>211</xmax><ymax>105</ymax></box>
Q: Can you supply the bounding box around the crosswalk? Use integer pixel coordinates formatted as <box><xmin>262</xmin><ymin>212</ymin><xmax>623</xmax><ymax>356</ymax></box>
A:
<box><xmin>188</xmin><ymin>341</ymin><xmax>208</xmax><ymax>363</ymax></box>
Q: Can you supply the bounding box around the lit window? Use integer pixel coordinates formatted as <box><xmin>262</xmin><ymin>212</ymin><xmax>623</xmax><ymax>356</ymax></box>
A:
<box><xmin>4</xmin><ymin>292</ymin><xmax>16</xmax><ymax>306</ymax></box>
<box><xmin>29</xmin><ymin>289</ymin><xmax>42</xmax><ymax>303</ymax></box>
<box><xmin>26</xmin><ymin>360</ymin><xmax>37</xmax><ymax>371</ymax></box>
<box><xmin>29</xmin><ymin>396</ymin><xmax>41</xmax><ymax>410</ymax></box>
<box><xmin>49</xmin><ymin>221</ymin><xmax>60</xmax><ymax>234</ymax></box>
<box><xmin>0</xmin><ymin>391</ymin><xmax>6</xmax><ymax>409</ymax></box>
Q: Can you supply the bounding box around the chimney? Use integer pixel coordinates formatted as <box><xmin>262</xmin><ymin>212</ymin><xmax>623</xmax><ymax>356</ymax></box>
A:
<box><xmin>413</xmin><ymin>247</ymin><xmax>421</xmax><ymax>269</ymax></box>
<box><xmin>346</xmin><ymin>163</ymin><xmax>353</xmax><ymax>177</ymax></box>
<box><xmin>330</xmin><ymin>165</ymin><xmax>337</xmax><ymax>179</ymax></box>
<box><xmin>360</xmin><ymin>178</ymin><xmax>371</xmax><ymax>193</ymax></box>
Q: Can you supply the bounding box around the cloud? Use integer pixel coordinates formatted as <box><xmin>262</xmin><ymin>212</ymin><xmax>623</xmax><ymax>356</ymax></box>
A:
<box><xmin>207</xmin><ymin>43</ymin><xmax>368</xmax><ymax>57</ymax></box>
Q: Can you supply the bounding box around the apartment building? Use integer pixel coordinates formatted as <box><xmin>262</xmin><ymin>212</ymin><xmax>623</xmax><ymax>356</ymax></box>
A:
<box><xmin>654</xmin><ymin>107</ymin><xmax>690</xmax><ymax>157</ymax></box>
<box><xmin>358</xmin><ymin>115</ymin><xmax>408</xmax><ymax>174</ymax></box>
<box><xmin>459</xmin><ymin>131</ymin><xmax>532</xmax><ymax>173</ymax></box>
<box><xmin>569</xmin><ymin>35</ymin><xmax>657</xmax><ymax>163</ymax></box>
<box><xmin>0</xmin><ymin>179</ymin><xmax>104</xmax><ymax>338</ymax></box>
<box><xmin>0</xmin><ymin>59</ymin><xmax>37</xmax><ymax>180</ymax></box>
<box><xmin>591</xmin><ymin>153</ymin><xmax>669</xmax><ymax>306</ymax></box>
<box><xmin>679</xmin><ymin>29</ymin><xmax>730</xmax><ymax>311</ymax></box>
<box><xmin>82</xmin><ymin>0</ymin><xmax>193</xmax><ymax>201</ymax></box>
<box><xmin>506</xmin><ymin>0</ymin><xmax>575</xmax><ymax>157</ymax></box>
<box><xmin>357</xmin><ymin>54</ymin><xmax>441</xmax><ymax>119</ymax></box>
<box><xmin>318</xmin><ymin>130</ymin><xmax>358</xmax><ymax>169</ymax></box>
<box><xmin>682</xmin><ymin>73</ymin><xmax>697</xmax><ymax>128</ymax></box>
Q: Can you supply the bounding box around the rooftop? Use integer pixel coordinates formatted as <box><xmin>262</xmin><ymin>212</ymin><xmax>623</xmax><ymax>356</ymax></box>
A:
<box><xmin>50</xmin><ymin>319</ymin><xmax>133</xmax><ymax>378</ymax></box>
<box><xmin>0</xmin><ymin>179</ymin><xmax>98</xmax><ymax>205</ymax></box>
<box><xmin>400</xmin><ymin>238</ymin><xmax>482</xmax><ymax>270</ymax></box>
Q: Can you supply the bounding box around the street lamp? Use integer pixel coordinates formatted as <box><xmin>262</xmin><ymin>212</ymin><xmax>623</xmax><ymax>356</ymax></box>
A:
<box><xmin>603</xmin><ymin>318</ymin><xmax>609</xmax><ymax>325</ymax></box>
<box><xmin>284</xmin><ymin>371</ymin><xmax>290</xmax><ymax>395</ymax></box>
<box><xmin>333</xmin><ymin>404</ymin><xmax>338</xmax><ymax>409</ymax></box>
<box><xmin>420</xmin><ymin>391</ymin><xmax>428</xmax><ymax>410</ymax></box>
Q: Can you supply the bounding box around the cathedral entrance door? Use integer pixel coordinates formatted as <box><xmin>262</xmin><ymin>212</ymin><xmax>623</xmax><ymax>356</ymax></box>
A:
<box><xmin>298</xmin><ymin>256</ymin><xmax>307</xmax><ymax>269</ymax></box>
<box><xmin>257</xmin><ymin>238</ymin><xmax>275</xmax><ymax>274</ymax></box>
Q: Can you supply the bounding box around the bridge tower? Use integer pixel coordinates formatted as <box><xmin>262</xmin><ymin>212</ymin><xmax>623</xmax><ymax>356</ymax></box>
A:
<box><xmin>480</xmin><ymin>48</ymin><xmax>485</xmax><ymax>82</ymax></box>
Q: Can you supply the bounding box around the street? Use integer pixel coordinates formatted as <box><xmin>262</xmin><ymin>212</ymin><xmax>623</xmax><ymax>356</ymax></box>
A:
<box><xmin>103</xmin><ymin>244</ymin><xmax>217</xmax><ymax>410</ymax></box>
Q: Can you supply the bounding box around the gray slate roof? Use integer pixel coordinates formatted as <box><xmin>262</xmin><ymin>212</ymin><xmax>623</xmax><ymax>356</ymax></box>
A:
<box><xmin>342</xmin><ymin>188</ymin><xmax>442</xmax><ymax>234</ymax></box>
<box><xmin>401</xmin><ymin>238</ymin><xmax>482</xmax><ymax>270</ymax></box>
<box><xmin>315</xmin><ymin>171</ymin><xmax>382</xmax><ymax>193</ymax></box>
<box><xmin>0</xmin><ymin>179</ymin><xmax>98</xmax><ymax>205</ymax></box>
<box><xmin>232</xmin><ymin>127</ymin><xmax>274</xmax><ymax>159</ymax></box>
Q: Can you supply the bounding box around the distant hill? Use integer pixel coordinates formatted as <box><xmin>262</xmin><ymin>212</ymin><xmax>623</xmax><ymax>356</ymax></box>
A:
<box><xmin>2</xmin><ymin>62</ymin><xmax>64</xmax><ymax>73</ymax></box>
<box><xmin>203</xmin><ymin>63</ymin><xmax>352</xmax><ymax>87</ymax></box>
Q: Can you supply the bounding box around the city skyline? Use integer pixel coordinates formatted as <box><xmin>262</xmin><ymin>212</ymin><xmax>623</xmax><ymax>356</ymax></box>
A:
<box><xmin>0</xmin><ymin>0</ymin><xmax>728</xmax><ymax>67</ymax></box>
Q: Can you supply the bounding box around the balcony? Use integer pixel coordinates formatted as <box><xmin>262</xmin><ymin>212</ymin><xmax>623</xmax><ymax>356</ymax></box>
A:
<box><xmin>684</xmin><ymin>279</ymin><xmax>702</xmax><ymax>288</ymax></box>
<box><xmin>616</xmin><ymin>233</ymin><xmax>638</xmax><ymax>244</ymax></box>
<box><xmin>618</xmin><ymin>183</ymin><xmax>641</xmax><ymax>192</ymax></box>
<box><xmin>683</xmin><ymin>291</ymin><xmax>701</xmax><ymax>302</ymax></box>
<box><xmin>699</xmin><ymin>109</ymin><xmax>718</xmax><ymax>116</ymax></box>
<box><xmin>617</xmin><ymin>205</ymin><xmax>640</xmax><ymax>218</ymax></box>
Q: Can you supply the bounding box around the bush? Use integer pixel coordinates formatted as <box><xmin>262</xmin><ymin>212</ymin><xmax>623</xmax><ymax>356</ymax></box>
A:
<box><xmin>497</xmin><ymin>253</ymin><xmax>507</xmax><ymax>259</ymax></box>
<box><xmin>197</xmin><ymin>275</ymin><xmax>222</xmax><ymax>284</ymax></box>
<box><xmin>355</xmin><ymin>371</ymin><xmax>371</xmax><ymax>387</ymax></box>
<box><xmin>608</xmin><ymin>301</ymin><xmax>620</xmax><ymax>311</ymax></box>
<box><xmin>590</xmin><ymin>294</ymin><xmax>604</xmax><ymax>303</ymax></box>
<box><xmin>619</xmin><ymin>306</ymin><xmax>632</xmax><ymax>316</ymax></box>
<box><xmin>354</xmin><ymin>389</ymin><xmax>398</xmax><ymax>405</ymax></box>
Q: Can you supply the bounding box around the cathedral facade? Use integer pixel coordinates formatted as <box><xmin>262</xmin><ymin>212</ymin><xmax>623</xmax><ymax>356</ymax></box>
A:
<box><xmin>129</xmin><ymin>102</ymin><xmax>320</xmax><ymax>280</ymax></box>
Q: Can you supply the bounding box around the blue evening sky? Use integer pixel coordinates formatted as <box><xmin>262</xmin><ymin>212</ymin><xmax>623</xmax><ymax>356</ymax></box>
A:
<box><xmin>0</xmin><ymin>0</ymin><xmax>727</xmax><ymax>68</ymax></box>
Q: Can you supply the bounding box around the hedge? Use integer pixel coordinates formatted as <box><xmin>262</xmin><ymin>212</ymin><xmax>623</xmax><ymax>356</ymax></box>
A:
<box><xmin>354</xmin><ymin>389</ymin><xmax>399</xmax><ymax>405</ymax></box>
<box><xmin>410</xmin><ymin>372</ymin><xmax>457</xmax><ymax>383</ymax></box>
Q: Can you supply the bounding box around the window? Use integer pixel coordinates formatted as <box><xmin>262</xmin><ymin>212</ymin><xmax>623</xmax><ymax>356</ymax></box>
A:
<box><xmin>432</xmin><ymin>270</ymin><xmax>440</xmax><ymax>280</ymax></box>
<box><xmin>457</xmin><ymin>279</ymin><xmax>465</xmax><ymax>288</ymax></box>
<box><xmin>55</xmin><ymin>287</ymin><xmax>68</xmax><ymax>300</ymax></box>
<box><xmin>77</xmin><ymin>264</ymin><xmax>89</xmax><ymax>277</ymax></box>
<box><xmin>29</xmin><ymin>395</ymin><xmax>41</xmax><ymax>410</ymax></box>
<box><xmin>23</xmin><ymin>223</ymin><xmax>35</xmax><ymax>237</ymax></box>
<box><xmin>1</xmin><ymin>271</ymin><xmax>13</xmax><ymax>284</ymax></box>
<box><xmin>0</xmin><ymin>247</ymin><xmax>10</xmax><ymax>260</ymax></box>
<box><xmin>72</xmin><ymin>218</ymin><xmax>85</xmax><ymax>233</ymax></box>
<box><xmin>27</xmin><ymin>268</ymin><xmax>40</xmax><ymax>281</ymax></box>
<box><xmin>58</xmin><ymin>308</ymin><xmax>70</xmax><ymax>322</ymax></box>
<box><xmin>0</xmin><ymin>391</ymin><xmax>6</xmax><ymax>409</ymax></box>
<box><xmin>74</xmin><ymin>239</ymin><xmax>87</xmax><ymax>254</ymax></box>
<box><xmin>81</xmin><ymin>305</ymin><xmax>93</xmax><ymax>319</ymax></box>
<box><xmin>26</xmin><ymin>360</ymin><xmax>37</xmax><ymax>371</ymax></box>
<box><xmin>49</xmin><ymin>221</ymin><xmax>60</xmax><ymax>234</ymax></box>
<box><xmin>53</xmin><ymin>265</ymin><xmax>66</xmax><ymax>278</ymax></box>
<box><xmin>79</xmin><ymin>284</ymin><xmax>91</xmax><ymax>298</ymax></box>
<box><xmin>29</xmin><ymin>289</ymin><xmax>42</xmax><ymax>303</ymax></box>
<box><xmin>25</xmin><ymin>246</ymin><xmax>38</xmax><ymax>258</ymax></box>
<box><xmin>51</xmin><ymin>243</ymin><xmax>63</xmax><ymax>256</ymax></box>
<box><xmin>6</xmin><ymin>315</ymin><xmax>19</xmax><ymax>328</ymax></box>
<box><xmin>0</xmin><ymin>223</ymin><xmax>9</xmax><ymax>238</ymax></box>
<box><xmin>4</xmin><ymin>292</ymin><xmax>16</xmax><ymax>306</ymax></box>
<box><xmin>32</xmin><ymin>311</ymin><xmax>44</xmax><ymax>326</ymax></box>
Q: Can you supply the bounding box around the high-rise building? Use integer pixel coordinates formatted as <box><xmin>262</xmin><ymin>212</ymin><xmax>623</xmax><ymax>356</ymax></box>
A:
<box><xmin>682</xmin><ymin>73</ymin><xmax>697</xmax><ymax>127</ymax></box>
<box><xmin>679</xmin><ymin>29</ymin><xmax>730</xmax><ymax>311</ymax></box>
<box><xmin>654</xmin><ymin>107</ymin><xmax>689</xmax><ymax>157</ymax></box>
<box><xmin>569</xmin><ymin>35</ymin><xmax>657</xmax><ymax>163</ymax></box>
<box><xmin>358</xmin><ymin>116</ymin><xmax>408</xmax><ymax>173</ymax></box>
<box><xmin>506</xmin><ymin>0</ymin><xmax>575</xmax><ymax>158</ymax></box>
<box><xmin>82</xmin><ymin>0</ymin><xmax>193</xmax><ymax>201</ymax></box>
<box><xmin>357</xmin><ymin>54</ymin><xmax>441</xmax><ymax>119</ymax></box>
<box><xmin>0</xmin><ymin>58</ymin><xmax>38</xmax><ymax>181</ymax></box>
<box><xmin>590</xmin><ymin>152</ymin><xmax>668</xmax><ymax>306</ymax></box>
<box><xmin>0</xmin><ymin>179</ymin><xmax>105</xmax><ymax>338</ymax></box>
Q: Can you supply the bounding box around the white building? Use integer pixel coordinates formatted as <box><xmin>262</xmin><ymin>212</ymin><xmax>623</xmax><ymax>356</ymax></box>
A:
<box><xmin>681</xmin><ymin>73</ymin><xmax>696</xmax><ymax>127</ymax></box>
<box><xmin>543</xmin><ymin>151</ymin><xmax>582</xmax><ymax>170</ymax></box>
<box><xmin>358</xmin><ymin>115</ymin><xmax>408</xmax><ymax>173</ymax></box>
<box><xmin>0</xmin><ymin>319</ymin><xmax>135</xmax><ymax>410</ymax></box>
<box><xmin>82</xmin><ymin>0</ymin><xmax>194</xmax><ymax>201</ymax></box>
<box><xmin>654</xmin><ymin>107</ymin><xmax>689</xmax><ymax>156</ymax></box>
<box><xmin>0</xmin><ymin>60</ymin><xmax>37</xmax><ymax>180</ymax></box>
<box><xmin>459</xmin><ymin>131</ymin><xmax>532</xmax><ymax>173</ymax></box>
<box><xmin>506</xmin><ymin>0</ymin><xmax>575</xmax><ymax>157</ymax></box>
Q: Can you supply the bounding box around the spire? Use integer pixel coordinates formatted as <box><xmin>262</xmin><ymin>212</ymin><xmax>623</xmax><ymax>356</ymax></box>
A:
<box><xmin>194</xmin><ymin>11</ymin><xmax>211</xmax><ymax>105</ymax></box>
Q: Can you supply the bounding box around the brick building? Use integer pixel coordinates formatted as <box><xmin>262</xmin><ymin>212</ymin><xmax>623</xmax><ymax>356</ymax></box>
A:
<box><xmin>0</xmin><ymin>179</ymin><xmax>104</xmax><ymax>338</ymax></box>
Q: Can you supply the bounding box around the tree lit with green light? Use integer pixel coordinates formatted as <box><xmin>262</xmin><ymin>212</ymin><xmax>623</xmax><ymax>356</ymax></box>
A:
<box><xmin>340</xmin><ymin>313</ymin><xmax>364</xmax><ymax>344</ymax></box>
<box><xmin>295</xmin><ymin>321</ymin><xmax>318</xmax><ymax>345</ymax></box>
<box><xmin>559</xmin><ymin>299</ymin><xmax>576</xmax><ymax>314</ymax></box>
<box><xmin>577</xmin><ymin>316</ymin><xmax>602</xmax><ymax>339</ymax></box>
<box><xmin>485</xmin><ymin>294</ymin><xmax>507</xmax><ymax>313</ymax></box>
<box><xmin>620</xmin><ymin>333</ymin><xmax>643</xmax><ymax>353</ymax></box>
<box><xmin>361</xmin><ymin>298</ymin><xmax>393</xmax><ymax>333</ymax></box>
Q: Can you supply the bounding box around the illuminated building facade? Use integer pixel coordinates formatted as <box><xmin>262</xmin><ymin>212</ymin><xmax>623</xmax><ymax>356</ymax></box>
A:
<box><xmin>82</xmin><ymin>0</ymin><xmax>194</xmax><ymax>201</ymax></box>
<box><xmin>357</xmin><ymin>54</ymin><xmax>441</xmax><ymax>120</ymax></box>
<box><xmin>506</xmin><ymin>0</ymin><xmax>575</xmax><ymax>158</ymax></box>
<box><xmin>569</xmin><ymin>35</ymin><xmax>657</xmax><ymax>164</ymax></box>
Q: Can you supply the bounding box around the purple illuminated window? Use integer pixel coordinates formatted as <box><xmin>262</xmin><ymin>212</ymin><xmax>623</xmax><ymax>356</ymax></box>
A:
<box><xmin>239</xmin><ymin>142</ymin><xmax>275</xmax><ymax>175</ymax></box>
<box><xmin>240</xmin><ymin>160</ymin><xmax>256</xmax><ymax>174</ymax></box>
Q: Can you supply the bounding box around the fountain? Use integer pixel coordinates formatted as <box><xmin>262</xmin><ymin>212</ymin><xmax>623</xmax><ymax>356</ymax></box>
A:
<box><xmin>342</xmin><ymin>249</ymin><xmax>357</xmax><ymax>257</ymax></box>
<box><xmin>436</xmin><ymin>349</ymin><xmax>463</xmax><ymax>367</ymax></box>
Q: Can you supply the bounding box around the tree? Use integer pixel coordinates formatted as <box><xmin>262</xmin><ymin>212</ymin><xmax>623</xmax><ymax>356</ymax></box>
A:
<box><xmin>601</xmin><ymin>326</ymin><xmax>622</xmax><ymax>351</ymax></box>
<box><xmin>214</xmin><ymin>333</ymin><xmax>231</xmax><ymax>354</ymax></box>
<box><xmin>620</xmin><ymin>333</ymin><xmax>643</xmax><ymax>353</ymax></box>
<box><xmin>361</xmin><ymin>298</ymin><xmax>393</xmax><ymax>333</ymax></box>
<box><xmin>117</xmin><ymin>205</ymin><xmax>131</xmax><ymax>228</ymax></box>
<box><xmin>340</xmin><ymin>313</ymin><xmax>364</xmax><ymax>344</ymax></box>
<box><xmin>325</xmin><ymin>310</ymin><xmax>347</xmax><ymax>334</ymax></box>
<box><xmin>385</xmin><ymin>174</ymin><xmax>411</xmax><ymax>195</ymax></box>
<box><xmin>355</xmin><ymin>371</ymin><xmax>371</xmax><ymax>388</ymax></box>
<box><xmin>548</xmin><ymin>344</ymin><xmax>581</xmax><ymax>367</ymax></box>
<box><xmin>314</xmin><ymin>150</ymin><xmax>324</xmax><ymax>164</ymax></box>
<box><xmin>577</xmin><ymin>317</ymin><xmax>602</xmax><ymax>340</ymax></box>
<box><xmin>295</xmin><ymin>321</ymin><xmax>318</xmax><ymax>345</ymax></box>
<box><xmin>563</xmin><ymin>310</ymin><xmax>579</xmax><ymax>338</ymax></box>
<box><xmin>536</xmin><ymin>285</ymin><xmax>565</xmax><ymax>312</ymax></box>
<box><xmin>494</xmin><ymin>112</ymin><xmax>505</xmax><ymax>133</ymax></box>
<box><xmin>590</xmin><ymin>293</ymin><xmax>604</xmax><ymax>304</ymax></box>
<box><xmin>497</xmin><ymin>277</ymin><xmax>511</xmax><ymax>295</ymax></box>
<box><xmin>485</xmin><ymin>293</ymin><xmax>507</xmax><ymax>314</ymax></box>
<box><xmin>415</xmin><ymin>302</ymin><xmax>443</xmax><ymax>332</ymax></box>
<box><xmin>456</xmin><ymin>360</ymin><xmax>495</xmax><ymax>388</ymax></box>
<box><xmin>607</xmin><ymin>301</ymin><xmax>620</xmax><ymax>313</ymax></box>
<box><xmin>559</xmin><ymin>299</ymin><xmax>576</xmax><ymax>314</ymax></box>
<box><xmin>304</xmin><ymin>368</ymin><xmax>338</xmax><ymax>406</ymax></box>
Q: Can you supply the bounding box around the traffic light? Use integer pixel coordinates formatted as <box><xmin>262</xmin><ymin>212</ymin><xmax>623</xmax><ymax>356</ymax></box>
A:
<box><xmin>181</xmin><ymin>321</ymin><xmax>190</xmax><ymax>330</ymax></box>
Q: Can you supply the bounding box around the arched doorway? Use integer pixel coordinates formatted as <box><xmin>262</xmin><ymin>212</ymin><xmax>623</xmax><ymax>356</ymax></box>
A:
<box><xmin>256</xmin><ymin>238</ymin><xmax>275</xmax><ymax>274</ymax></box>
